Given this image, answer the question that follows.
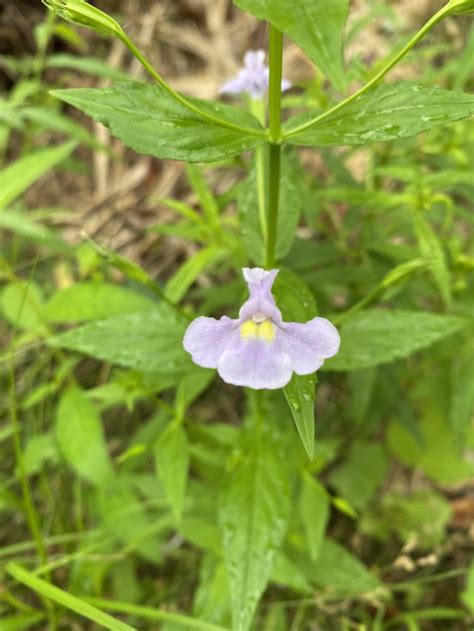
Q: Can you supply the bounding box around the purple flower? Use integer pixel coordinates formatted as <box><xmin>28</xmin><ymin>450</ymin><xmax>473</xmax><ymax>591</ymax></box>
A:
<box><xmin>183</xmin><ymin>268</ymin><xmax>340</xmax><ymax>390</ymax></box>
<box><xmin>219</xmin><ymin>50</ymin><xmax>291</xmax><ymax>99</ymax></box>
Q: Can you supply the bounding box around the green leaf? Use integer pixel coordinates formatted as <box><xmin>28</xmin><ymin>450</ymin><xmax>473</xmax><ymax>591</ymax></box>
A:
<box><xmin>49</xmin><ymin>305</ymin><xmax>191</xmax><ymax>375</ymax></box>
<box><xmin>185</xmin><ymin>164</ymin><xmax>220</xmax><ymax>226</ymax></box>
<box><xmin>238</xmin><ymin>149</ymin><xmax>304</xmax><ymax>265</ymax></box>
<box><xmin>328</xmin><ymin>441</ymin><xmax>388</xmax><ymax>511</ymax></box>
<box><xmin>155</xmin><ymin>422</ymin><xmax>190</xmax><ymax>522</ymax></box>
<box><xmin>24</xmin><ymin>433</ymin><xmax>58</xmax><ymax>475</ymax></box>
<box><xmin>175</xmin><ymin>369</ymin><xmax>215</xmax><ymax>420</ymax></box>
<box><xmin>0</xmin><ymin>613</ymin><xmax>46</xmax><ymax>630</ymax></box>
<box><xmin>219</xmin><ymin>430</ymin><xmax>290</xmax><ymax>631</ymax></box>
<box><xmin>0</xmin><ymin>280</ymin><xmax>47</xmax><ymax>334</ymax></box>
<box><xmin>51</xmin><ymin>83</ymin><xmax>265</xmax><ymax>163</ymax></box>
<box><xmin>6</xmin><ymin>563</ymin><xmax>136</xmax><ymax>631</ymax></box>
<box><xmin>284</xmin><ymin>374</ymin><xmax>316</xmax><ymax>459</ymax></box>
<box><xmin>234</xmin><ymin>0</ymin><xmax>348</xmax><ymax>90</ymax></box>
<box><xmin>387</xmin><ymin>403</ymin><xmax>473</xmax><ymax>484</ymax></box>
<box><xmin>284</xmin><ymin>82</ymin><xmax>474</xmax><ymax>147</ymax></box>
<box><xmin>273</xmin><ymin>267</ymin><xmax>318</xmax><ymax>322</ymax></box>
<box><xmin>0</xmin><ymin>141</ymin><xmax>76</xmax><ymax>210</ymax></box>
<box><xmin>299</xmin><ymin>472</ymin><xmax>329</xmax><ymax>560</ymax></box>
<box><xmin>361</xmin><ymin>491</ymin><xmax>451</xmax><ymax>547</ymax></box>
<box><xmin>99</xmin><ymin>476</ymin><xmax>168</xmax><ymax>562</ymax></box>
<box><xmin>0</xmin><ymin>210</ymin><xmax>65</xmax><ymax>249</ymax></box>
<box><xmin>193</xmin><ymin>554</ymin><xmax>232</xmax><ymax>627</ymax></box>
<box><xmin>449</xmin><ymin>345</ymin><xmax>474</xmax><ymax>441</ymax></box>
<box><xmin>271</xmin><ymin>553</ymin><xmax>313</xmax><ymax>594</ymax></box>
<box><xmin>326</xmin><ymin>309</ymin><xmax>468</xmax><ymax>371</ymax></box>
<box><xmin>44</xmin><ymin>282</ymin><xmax>155</xmax><ymax>322</ymax></box>
<box><xmin>275</xmin><ymin>269</ymin><xmax>318</xmax><ymax>458</ymax></box>
<box><xmin>56</xmin><ymin>386</ymin><xmax>114</xmax><ymax>486</ymax></box>
<box><xmin>164</xmin><ymin>247</ymin><xmax>226</xmax><ymax>303</ymax></box>
<box><xmin>307</xmin><ymin>538</ymin><xmax>379</xmax><ymax>595</ymax></box>
<box><xmin>461</xmin><ymin>561</ymin><xmax>474</xmax><ymax>614</ymax></box>
<box><xmin>413</xmin><ymin>214</ymin><xmax>451</xmax><ymax>306</ymax></box>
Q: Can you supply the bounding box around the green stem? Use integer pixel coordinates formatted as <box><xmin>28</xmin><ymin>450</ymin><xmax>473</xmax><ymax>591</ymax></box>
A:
<box><xmin>250</xmin><ymin>99</ymin><xmax>268</xmax><ymax>244</ymax></box>
<box><xmin>118</xmin><ymin>34</ymin><xmax>267</xmax><ymax>140</ymax></box>
<box><xmin>284</xmin><ymin>3</ymin><xmax>452</xmax><ymax>139</ymax></box>
<box><xmin>266</xmin><ymin>24</ymin><xmax>283</xmax><ymax>268</ymax></box>
<box><xmin>266</xmin><ymin>144</ymin><xmax>281</xmax><ymax>268</ymax></box>
<box><xmin>268</xmin><ymin>26</ymin><xmax>283</xmax><ymax>143</ymax></box>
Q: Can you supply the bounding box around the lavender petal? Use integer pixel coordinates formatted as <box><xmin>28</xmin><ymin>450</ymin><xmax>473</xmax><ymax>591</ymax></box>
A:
<box><xmin>183</xmin><ymin>315</ymin><xmax>236</xmax><ymax>368</ymax></box>
<box><xmin>280</xmin><ymin>318</ymin><xmax>341</xmax><ymax>374</ymax></box>
<box><xmin>219</xmin><ymin>74</ymin><xmax>248</xmax><ymax>95</ymax></box>
<box><xmin>244</xmin><ymin>50</ymin><xmax>266</xmax><ymax>70</ymax></box>
<box><xmin>217</xmin><ymin>332</ymin><xmax>292</xmax><ymax>389</ymax></box>
<box><xmin>239</xmin><ymin>268</ymin><xmax>282</xmax><ymax>324</ymax></box>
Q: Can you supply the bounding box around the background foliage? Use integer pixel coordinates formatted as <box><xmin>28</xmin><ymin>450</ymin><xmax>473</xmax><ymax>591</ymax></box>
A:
<box><xmin>1</xmin><ymin>1</ymin><xmax>473</xmax><ymax>630</ymax></box>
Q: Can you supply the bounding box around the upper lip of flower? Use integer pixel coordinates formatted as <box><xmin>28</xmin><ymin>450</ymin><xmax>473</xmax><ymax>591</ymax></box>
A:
<box><xmin>219</xmin><ymin>50</ymin><xmax>291</xmax><ymax>99</ymax></box>
<box><xmin>182</xmin><ymin>267</ymin><xmax>341</xmax><ymax>390</ymax></box>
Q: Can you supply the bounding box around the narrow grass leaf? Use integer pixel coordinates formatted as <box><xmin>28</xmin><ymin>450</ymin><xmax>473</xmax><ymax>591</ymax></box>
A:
<box><xmin>84</xmin><ymin>596</ymin><xmax>229</xmax><ymax>630</ymax></box>
<box><xmin>185</xmin><ymin>164</ymin><xmax>220</xmax><ymax>226</ymax></box>
<box><xmin>0</xmin><ymin>141</ymin><xmax>76</xmax><ymax>210</ymax></box>
<box><xmin>1</xmin><ymin>613</ymin><xmax>46</xmax><ymax>630</ymax></box>
<box><xmin>6</xmin><ymin>563</ymin><xmax>136</xmax><ymax>631</ymax></box>
<box><xmin>164</xmin><ymin>247</ymin><xmax>226</xmax><ymax>303</ymax></box>
<box><xmin>0</xmin><ymin>210</ymin><xmax>65</xmax><ymax>250</ymax></box>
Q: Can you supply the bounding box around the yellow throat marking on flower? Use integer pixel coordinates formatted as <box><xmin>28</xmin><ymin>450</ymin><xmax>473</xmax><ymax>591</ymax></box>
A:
<box><xmin>239</xmin><ymin>318</ymin><xmax>276</xmax><ymax>343</ymax></box>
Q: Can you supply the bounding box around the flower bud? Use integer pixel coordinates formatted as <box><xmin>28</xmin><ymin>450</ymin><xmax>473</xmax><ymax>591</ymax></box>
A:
<box><xmin>42</xmin><ymin>0</ymin><xmax>124</xmax><ymax>38</ymax></box>
<box><xmin>446</xmin><ymin>0</ymin><xmax>474</xmax><ymax>15</ymax></box>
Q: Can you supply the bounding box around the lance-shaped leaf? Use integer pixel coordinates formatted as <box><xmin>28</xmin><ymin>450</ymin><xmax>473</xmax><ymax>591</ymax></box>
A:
<box><xmin>49</xmin><ymin>305</ymin><xmax>192</xmax><ymax>375</ymax></box>
<box><xmin>284</xmin><ymin>373</ymin><xmax>316</xmax><ymax>459</ymax></box>
<box><xmin>234</xmin><ymin>0</ymin><xmax>348</xmax><ymax>90</ymax></box>
<box><xmin>51</xmin><ymin>82</ymin><xmax>265</xmax><ymax>163</ymax></box>
<box><xmin>219</xmin><ymin>430</ymin><xmax>290</xmax><ymax>631</ymax></box>
<box><xmin>325</xmin><ymin>309</ymin><xmax>469</xmax><ymax>371</ymax></box>
<box><xmin>275</xmin><ymin>269</ymin><xmax>319</xmax><ymax>459</ymax></box>
<box><xmin>284</xmin><ymin>82</ymin><xmax>474</xmax><ymax>147</ymax></box>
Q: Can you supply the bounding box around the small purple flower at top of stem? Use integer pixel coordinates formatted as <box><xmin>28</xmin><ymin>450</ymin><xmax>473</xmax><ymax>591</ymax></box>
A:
<box><xmin>183</xmin><ymin>268</ymin><xmax>340</xmax><ymax>390</ymax></box>
<box><xmin>219</xmin><ymin>50</ymin><xmax>291</xmax><ymax>100</ymax></box>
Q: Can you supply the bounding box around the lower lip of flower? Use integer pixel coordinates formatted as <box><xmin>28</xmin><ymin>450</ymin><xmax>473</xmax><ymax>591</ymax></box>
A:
<box><xmin>239</xmin><ymin>317</ymin><xmax>276</xmax><ymax>343</ymax></box>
